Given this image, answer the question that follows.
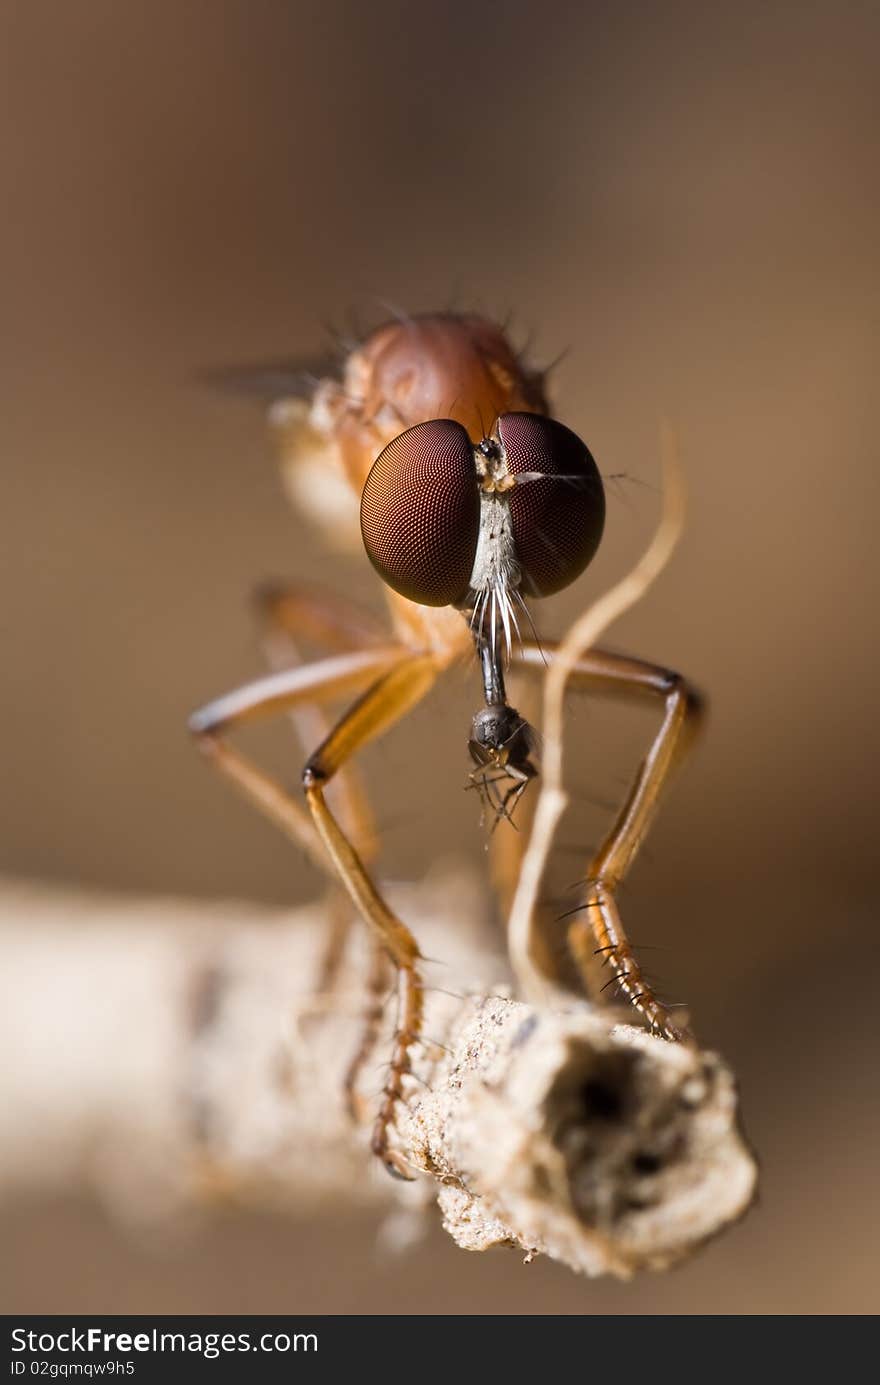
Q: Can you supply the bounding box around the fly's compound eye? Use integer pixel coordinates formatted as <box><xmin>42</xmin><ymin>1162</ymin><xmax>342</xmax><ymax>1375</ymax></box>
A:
<box><xmin>498</xmin><ymin>412</ymin><xmax>605</xmax><ymax>597</ymax></box>
<box><xmin>360</xmin><ymin>419</ymin><xmax>480</xmax><ymax>606</ymax></box>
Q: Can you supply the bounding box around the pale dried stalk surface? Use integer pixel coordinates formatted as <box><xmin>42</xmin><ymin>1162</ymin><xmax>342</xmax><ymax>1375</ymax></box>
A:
<box><xmin>0</xmin><ymin>874</ymin><xmax>756</xmax><ymax>1278</ymax></box>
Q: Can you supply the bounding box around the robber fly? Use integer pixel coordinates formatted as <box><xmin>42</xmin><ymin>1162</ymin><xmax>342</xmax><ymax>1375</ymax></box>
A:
<box><xmin>189</xmin><ymin>312</ymin><xmax>702</xmax><ymax>1177</ymax></box>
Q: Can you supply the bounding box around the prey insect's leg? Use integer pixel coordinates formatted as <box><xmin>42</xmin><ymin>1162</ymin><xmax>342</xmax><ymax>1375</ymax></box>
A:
<box><xmin>516</xmin><ymin>641</ymin><xmax>704</xmax><ymax>1041</ymax></box>
<box><xmin>189</xmin><ymin>647</ymin><xmax>405</xmax><ymax>880</ymax></box>
<box><xmin>488</xmin><ymin>670</ymin><xmax>541</xmax><ymax>914</ymax></box>
<box><xmin>467</xmin><ymin>628</ymin><xmax>539</xmax><ymax>829</ymax></box>
<box><xmin>302</xmin><ymin>655</ymin><xmax>439</xmax><ymax>1176</ymax></box>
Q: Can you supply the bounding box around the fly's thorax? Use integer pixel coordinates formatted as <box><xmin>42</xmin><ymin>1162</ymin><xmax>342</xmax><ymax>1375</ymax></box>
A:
<box><xmin>321</xmin><ymin>315</ymin><xmax>549</xmax><ymax>496</ymax></box>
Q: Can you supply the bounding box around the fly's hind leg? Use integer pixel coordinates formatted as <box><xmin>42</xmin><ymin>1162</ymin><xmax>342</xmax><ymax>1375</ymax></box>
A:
<box><xmin>516</xmin><ymin>642</ymin><xmax>704</xmax><ymax>1041</ymax></box>
<box><xmin>190</xmin><ymin>649</ymin><xmax>439</xmax><ymax>1176</ymax></box>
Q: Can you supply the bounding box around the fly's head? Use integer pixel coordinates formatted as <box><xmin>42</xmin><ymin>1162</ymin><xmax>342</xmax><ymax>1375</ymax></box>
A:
<box><xmin>360</xmin><ymin>402</ymin><xmax>605</xmax><ymax>828</ymax></box>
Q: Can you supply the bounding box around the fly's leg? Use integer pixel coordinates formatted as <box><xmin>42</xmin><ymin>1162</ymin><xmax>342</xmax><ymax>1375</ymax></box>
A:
<box><xmin>516</xmin><ymin>642</ymin><xmax>704</xmax><ymax>1041</ymax></box>
<box><xmin>252</xmin><ymin>580</ymin><xmax>386</xmax><ymax>1001</ymax></box>
<box><xmin>253</xmin><ymin>580</ymin><xmax>385</xmax><ymax>859</ymax></box>
<box><xmin>190</xmin><ymin>647</ymin><xmax>403</xmax><ymax>879</ymax></box>
<box><xmin>190</xmin><ymin>650</ymin><xmax>439</xmax><ymax>1176</ymax></box>
<box><xmin>343</xmin><ymin>938</ymin><xmax>392</xmax><ymax>1123</ymax></box>
<box><xmin>301</xmin><ymin>656</ymin><xmax>438</xmax><ymax>1174</ymax></box>
<box><xmin>254</xmin><ymin>580</ymin><xmax>387</xmax><ymax>656</ymax></box>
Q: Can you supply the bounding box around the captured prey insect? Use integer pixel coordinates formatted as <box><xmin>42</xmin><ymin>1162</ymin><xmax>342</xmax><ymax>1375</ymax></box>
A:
<box><xmin>189</xmin><ymin>312</ymin><xmax>703</xmax><ymax>1177</ymax></box>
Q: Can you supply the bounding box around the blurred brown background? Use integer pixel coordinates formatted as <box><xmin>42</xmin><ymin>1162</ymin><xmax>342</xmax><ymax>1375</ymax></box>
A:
<box><xmin>2</xmin><ymin>0</ymin><xmax>878</xmax><ymax>1314</ymax></box>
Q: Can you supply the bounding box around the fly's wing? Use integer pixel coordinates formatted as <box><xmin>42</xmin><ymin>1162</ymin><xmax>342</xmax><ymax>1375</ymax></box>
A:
<box><xmin>195</xmin><ymin>350</ymin><xmax>363</xmax><ymax>552</ymax></box>
<box><xmin>194</xmin><ymin>353</ymin><xmax>345</xmax><ymax>404</ymax></box>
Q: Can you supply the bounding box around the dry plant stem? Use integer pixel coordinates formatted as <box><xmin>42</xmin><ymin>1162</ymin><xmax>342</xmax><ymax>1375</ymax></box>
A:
<box><xmin>507</xmin><ymin>439</ymin><xmax>687</xmax><ymax>1006</ymax></box>
<box><xmin>0</xmin><ymin>876</ymin><xmax>756</xmax><ymax>1278</ymax></box>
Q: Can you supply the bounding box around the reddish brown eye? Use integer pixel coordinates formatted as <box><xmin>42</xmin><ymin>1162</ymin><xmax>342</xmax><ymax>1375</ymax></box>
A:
<box><xmin>499</xmin><ymin>412</ymin><xmax>605</xmax><ymax>597</ymax></box>
<box><xmin>360</xmin><ymin>420</ymin><xmax>480</xmax><ymax>606</ymax></box>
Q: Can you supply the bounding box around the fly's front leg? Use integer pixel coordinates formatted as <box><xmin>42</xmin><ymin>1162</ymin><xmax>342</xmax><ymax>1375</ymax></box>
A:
<box><xmin>516</xmin><ymin>642</ymin><xmax>704</xmax><ymax>1041</ymax></box>
<box><xmin>301</xmin><ymin>656</ymin><xmax>439</xmax><ymax>1176</ymax></box>
<box><xmin>190</xmin><ymin>647</ymin><xmax>440</xmax><ymax>1175</ymax></box>
<box><xmin>252</xmin><ymin>579</ymin><xmax>388</xmax><ymax>1005</ymax></box>
<box><xmin>253</xmin><ymin>580</ymin><xmax>386</xmax><ymax>860</ymax></box>
<box><xmin>189</xmin><ymin>647</ymin><xmax>405</xmax><ymax>881</ymax></box>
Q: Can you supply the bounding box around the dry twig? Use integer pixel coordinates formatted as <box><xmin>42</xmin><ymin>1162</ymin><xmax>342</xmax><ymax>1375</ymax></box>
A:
<box><xmin>0</xmin><ymin>872</ymin><xmax>755</xmax><ymax>1278</ymax></box>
